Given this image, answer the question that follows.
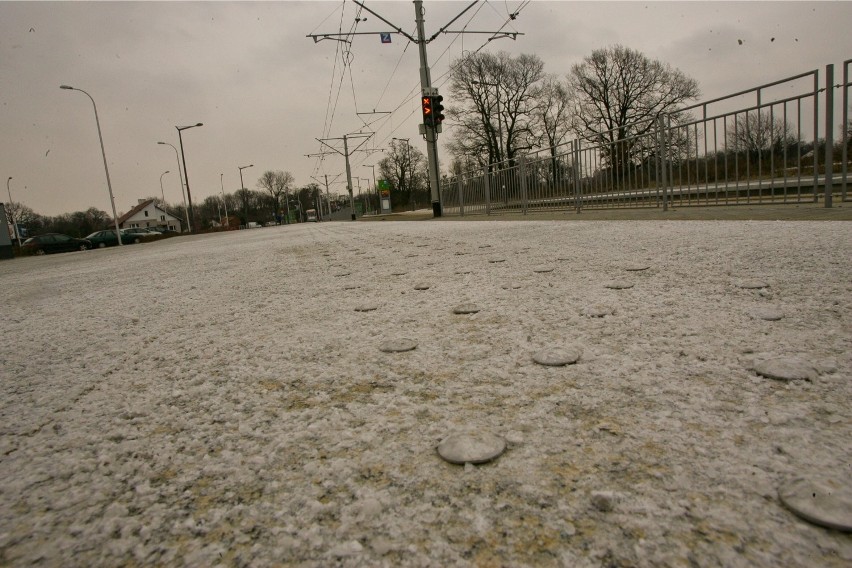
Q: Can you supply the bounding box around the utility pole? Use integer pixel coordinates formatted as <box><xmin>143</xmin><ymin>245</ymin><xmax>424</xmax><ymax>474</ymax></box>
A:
<box><xmin>310</xmin><ymin>1</ymin><xmax>520</xmax><ymax>218</ymax></box>
<box><xmin>316</xmin><ymin>133</ymin><xmax>372</xmax><ymax>221</ymax></box>
<box><xmin>308</xmin><ymin>1</ymin><xmax>522</xmax><ymax>218</ymax></box>
<box><xmin>324</xmin><ymin>174</ymin><xmax>331</xmax><ymax>218</ymax></box>
<box><xmin>343</xmin><ymin>135</ymin><xmax>355</xmax><ymax>220</ymax></box>
<box><xmin>413</xmin><ymin>0</ymin><xmax>441</xmax><ymax>217</ymax></box>
<box><xmin>311</xmin><ymin>173</ymin><xmax>341</xmax><ymax>219</ymax></box>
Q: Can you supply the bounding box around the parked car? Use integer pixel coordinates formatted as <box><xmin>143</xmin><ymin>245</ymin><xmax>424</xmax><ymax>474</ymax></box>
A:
<box><xmin>85</xmin><ymin>230</ymin><xmax>142</xmax><ymax>248</ymax></box>
<box><xmin>123</xmin><ymin>227</ymin><xmax>162</xmax><ymax>237</ymax></box>
<box><xmin>306</xmin><ymin>209</ymin><xmax>318</xmax><ymax>222</ymax></box>
<box><xmin>22</xmin><ymin>233</ymin><xmax>92</xmax><ymax>255</ymax></box>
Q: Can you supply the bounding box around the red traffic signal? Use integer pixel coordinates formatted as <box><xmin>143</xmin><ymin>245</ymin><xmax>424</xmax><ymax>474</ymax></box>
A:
<box><xmin>422</xmin><ymin>96</ymin><xmax>433</xmax><ymax>125</ymax></box>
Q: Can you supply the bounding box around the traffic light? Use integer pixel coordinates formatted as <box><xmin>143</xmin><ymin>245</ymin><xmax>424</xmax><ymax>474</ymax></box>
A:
<box><xmin>433</xmin><ymin>95</ymin><xmax>445</xmax><ymax>125</ymax></box>
<box><xmin>421</xmin><ymin>96</ymin><xmax>434</xmax><ymax>126</ymax></box>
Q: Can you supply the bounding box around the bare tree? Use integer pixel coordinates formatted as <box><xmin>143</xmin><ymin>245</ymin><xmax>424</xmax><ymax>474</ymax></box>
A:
<box><xmin>378</xmin><ymin>140</ymin><xmax>427</xmax><ymax>211</ymax></box>
<box><xmin>448</xmin><ymin>51</ymin><xmax>545</xmax><ymax>168</ymax></box>
<box><xmin>236</xmin><ymin>188</ymin><xmax>267</xmax><ymax>224</ymax></box>
<box><xmin>531</xmin><ymin>74</ymin><xmax>574</xmax><ymax>184</ymax></box>
<box><xmin>257</xmin><ymin>170</ymin><xmax>294</xmax><ymax>219</ymax></box>
<box><xmin>533</xmin><ymin>75</ymin><xmax>572</xmax><ymax>149</ymax></box>
<box><xmin>569</xmin><ymin>45</ymin><xmax>699</xmax><ymax>175</ymax></box>
<box><xmin>4</xmin><ymin>202</ymin><xmax>39</xmax><ymax>239</ymax></box>
<box><xmin>725</xmin><ymin>110</ymin><xmax>799</xmax><ymax>176</ymax></box>
<box><xmin>727</xmin><ymin>110</ymin><xmax>796</xmax><ymax>157</ymax></box>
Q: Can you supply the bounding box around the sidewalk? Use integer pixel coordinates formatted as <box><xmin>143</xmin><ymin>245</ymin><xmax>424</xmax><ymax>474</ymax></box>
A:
<box><xmin>361</xmin><ymin>202</ymin><xmax>852</xmax><ymax>222</ymax></box>
<box><xmin>1</xmin><ymin>220</ymin><xmax>850</xmax><ymax>566</ymax></box>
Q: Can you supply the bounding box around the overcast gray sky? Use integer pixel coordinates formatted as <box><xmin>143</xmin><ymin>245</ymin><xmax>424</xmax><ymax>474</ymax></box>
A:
<box><xmin>2</xmin><ymin>1</ymin><xmax>851</xmax><ymax>217</ymax></box>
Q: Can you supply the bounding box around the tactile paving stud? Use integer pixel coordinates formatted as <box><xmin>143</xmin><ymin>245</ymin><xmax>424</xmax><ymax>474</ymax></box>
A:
<box><xmin>437</xmin><ymin>432</ymin><xmax>506</xmax><ymax>465</ymax></box>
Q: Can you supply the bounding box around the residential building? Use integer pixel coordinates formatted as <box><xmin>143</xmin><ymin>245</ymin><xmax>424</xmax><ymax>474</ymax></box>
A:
<box><xmin>117</xmin><ymin>199</ymin><xmax>183</xmax><ymax>232</ymax></box>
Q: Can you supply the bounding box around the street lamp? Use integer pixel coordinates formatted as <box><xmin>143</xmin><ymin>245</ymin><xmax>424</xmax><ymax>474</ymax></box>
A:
<box><xmin>6</xmin><ymin>176</ymin><xmax>20</xmax><ymax>247</ymax></box>
<box><xmin>60</xmin><ymin>84</ymin><xmax>123</xmax><ymax>245</ymax></box>
<box><xmin>363</xmin><ymin>164</ymin><xmax>379</xmax><ymax>215</ymax></box>
<box><xmin>238</xmin><ymin>164</ymin><xmax>253</xmax><ymax>223</ymax></box>
<box><xmin>289</xmin><ymin>198</ymin><xmax>303</xmax><ymax>222</ymax></box>
<box><xmin>359</xmin><ymin>178</ymin><xmax>371</xmax><ymax>214</ymax></box>
<box><xmin>176</xmin><ymin>123</ymin><xmax>203</xmax><ymax>231</ymax></box>
<box><xmin>158</xmin><ymin>170</ymin><xmax>170</xmax><ymax>231</ymax></box>
<box><xmin>158</xmin><ymin>141</ymin><xmax>190</xmax><ymax>232</ymax></box>
<box><xmin>220</xmin><ymin>173</ymin><xmax>229</xmax><ymax>227</ymax></box>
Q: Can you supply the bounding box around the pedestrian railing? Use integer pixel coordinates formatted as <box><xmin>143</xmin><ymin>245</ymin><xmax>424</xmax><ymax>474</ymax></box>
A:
<box><xmin>443</xmin><ymin>62</ymin><xmax>849</xmax><ymax>216</ymax></box>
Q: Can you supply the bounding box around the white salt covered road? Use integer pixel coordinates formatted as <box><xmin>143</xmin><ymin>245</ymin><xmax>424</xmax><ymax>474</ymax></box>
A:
<box><xmin>1</xmin><ymin>220</ymin><xmax>850</xmax><ymax>567</ymax></box>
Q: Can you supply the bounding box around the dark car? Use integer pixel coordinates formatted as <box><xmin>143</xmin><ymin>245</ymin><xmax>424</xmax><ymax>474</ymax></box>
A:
<box><xmin>85</xmin><ymin>230</ymin><xmax>142</xmax><ymax>248</ymax></box>
<box><xmin>123</xmin><ymin>227</ymin><xmax>161</xmax><ymax>237</ymax></box>
<box><xmin>22</xmin><ymin>233</ymin><xmax>92</xmax><ymax>255</ymax></box>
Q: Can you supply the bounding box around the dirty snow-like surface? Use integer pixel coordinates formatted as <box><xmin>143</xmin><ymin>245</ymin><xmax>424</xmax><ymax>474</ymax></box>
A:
<box><xmin>1</xmin><ymin>220</ymin><xmax>850</xmax><ymax>567</ymax></box>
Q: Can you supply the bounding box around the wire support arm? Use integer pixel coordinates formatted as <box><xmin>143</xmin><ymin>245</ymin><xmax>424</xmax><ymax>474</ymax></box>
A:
<box><xmin>352</xmin><ymin>1</ymin><xmax>417</xmax><ymax>43</ymax></box>
<box><xmin>426</xmin><ymin>0</ymin><xmax>481</xmax><ymax>43</ymax></box>
<box><xmin>308</xmin><ymin>31</ymin><xmax>413</xmax><ymax>43</ymax></box>
<box><xmin>440</xmin><ymin>31</ymin><xmax>523</xmax><ymax>38</ymax></box>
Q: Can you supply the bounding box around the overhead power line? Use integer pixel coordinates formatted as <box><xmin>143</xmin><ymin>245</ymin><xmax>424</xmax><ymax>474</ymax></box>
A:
<box><xmin>308</xmin><ymin>0</ymin><xmax>528</xmax><ymax>216</ymax></box>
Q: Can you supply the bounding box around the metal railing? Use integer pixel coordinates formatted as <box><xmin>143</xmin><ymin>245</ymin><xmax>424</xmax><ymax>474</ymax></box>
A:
<box><xmin>443</xmin><ymin>63</ymin><xmax>849</xmax><ymax>216</ymax></box>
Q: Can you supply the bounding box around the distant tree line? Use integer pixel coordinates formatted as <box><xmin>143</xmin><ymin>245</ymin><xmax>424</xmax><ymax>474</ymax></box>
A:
<box><xmin>3</xmin><ymin>168</ymin><xmax>330</xmax><ymax>239</ymax></box>
<box><xmin>3</xmin><ymin>204</ymin><xmax>112</xmax><ymax>240</ymax></box>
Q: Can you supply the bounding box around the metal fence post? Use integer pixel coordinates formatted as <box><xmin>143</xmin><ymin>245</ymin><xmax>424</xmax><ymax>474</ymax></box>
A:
<box><xmin>825</xmin><ymin>64</ymin><xmax>834</xmax><ymax>208</ymax></box>
<box><xmin>655</xmin><ymin>118</ymin><xmax>663</xmax><ymax>208</ymax></box>
<box><xmin>483</xmin><ymin>166</ymin><xmax>491</xmax><ymax>215</ymax></box>
<box><xmin>813</xmin><ymin>70</ymin><xmax>820</xmax><ymax>202</ymax></box>
<box><xmin>843</xmin><ymin>59</ymin><xmax>849</xmax><ymax>202</ymax></box>
<box><xmin>659</xmin><ymin>116</ymin><xmax>669</xmax><ymax>211</ymax></box>
<box><xmin>573</xmin><ymin>140</ymin><xmax>582</xmax><ymax>213</ymax></box>
<box><xmin>519</xmin><ymin>154</ymin><xmax>528</xmax><ymax>215</ymax></box>
<box><xmin>457</xmin><ymin>175</ymin><xmax>465</xmax><ymax>217</ymax></box>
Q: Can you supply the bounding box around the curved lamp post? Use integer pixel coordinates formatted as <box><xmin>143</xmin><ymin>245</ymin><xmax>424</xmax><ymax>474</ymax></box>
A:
<box><xmin>176</xmin><ymin>123</ymin><xmax>203</xmax><ymax>231</ymax></box>
<box><xmin>364</xmin><ymin>164</ymin><xmax>379</xmax><ymax>215</ymax></box>
<box><xmin>238</xmin><ymin>164</ymin><xmax>253</xmax><ymax>223</ymax></box>
<box><xmin>220</xmin><ymin>173</ymin><xmax>229</xmax><ymax>227</ymax></box>
<box><xmin>60</xmin><ymin>84</ymin><xmax>123</xmax><ymax>245</ymax></box>
<box><xmin>157</xmin><ymin>141</ymin><xmax>190</xmax><ymax>232</ymax></box>
<box><xmin>159</xmin><ymin>170</ymin><xmax>170</xmax><ymax>231</ymax></box>
<box><xmin>6</xmin><ymin>176</ymin><xmax>20</xmax><ymax>247</ymax></box>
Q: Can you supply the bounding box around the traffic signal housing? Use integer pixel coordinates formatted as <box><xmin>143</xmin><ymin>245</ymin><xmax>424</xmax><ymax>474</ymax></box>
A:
<box><xmin>433</xmin><ymin>95</ymin><xmax>445</xmax><ymax>125</ymax></box>
<box><xmin>421</xmin><ymin>96</ymin><xmax>434</xmax><ymax>127</ymax></box>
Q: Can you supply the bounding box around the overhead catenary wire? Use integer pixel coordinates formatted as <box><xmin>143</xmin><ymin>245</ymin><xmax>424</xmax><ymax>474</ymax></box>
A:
<box><xmin>370</xmin><ymin>0</ymin><xmax>525</xmax><ymax>151</ymax></box>
<box><xmin>367</xmin><ymin>1</ymin><xmax>488</xmax><ymax>150</ymax></box>
<box><xmin>314</xmin><ymin>1</ymin><xmax>364</xmax><ymax>177</ymax></box>
<box><xmin>313</xmin><ymin>0</ymin><xmax>530</xmax><ymax>179</ymax></box>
